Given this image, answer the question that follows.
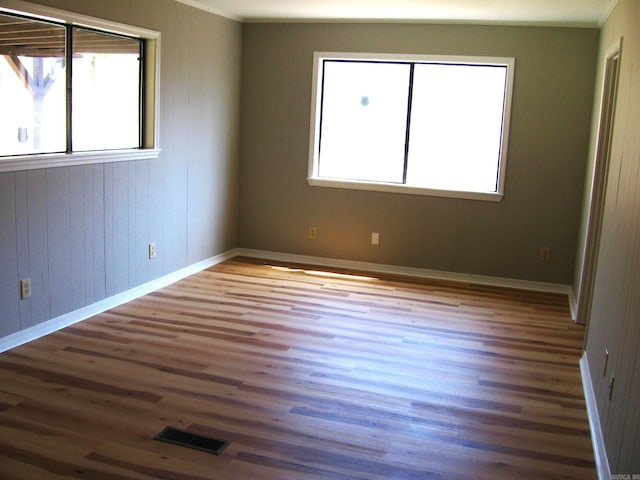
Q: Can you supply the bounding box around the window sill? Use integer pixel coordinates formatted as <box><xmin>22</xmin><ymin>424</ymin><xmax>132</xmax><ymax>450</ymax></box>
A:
<box><xmin>0</xmin><ymin>148</ymin><xmax>161</xmax><ymax>173</ymax></box>
<box><xmin>307</xmin><ymin>177</ymin><xmax>504</xmax><ymax>202</ymax></box>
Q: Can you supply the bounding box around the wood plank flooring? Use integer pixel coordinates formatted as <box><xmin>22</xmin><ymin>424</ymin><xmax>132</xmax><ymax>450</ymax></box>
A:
<box><xmin>0</xmin><ymin>257</ymin><xmax>596</xmax><ymax>479</ymax></box>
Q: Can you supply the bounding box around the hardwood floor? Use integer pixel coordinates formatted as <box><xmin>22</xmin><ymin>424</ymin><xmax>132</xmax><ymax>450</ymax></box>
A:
<box><xmin>0</xmin><ymin>257</ymin><xmax>596</xmax><ymax>479</ymax></box>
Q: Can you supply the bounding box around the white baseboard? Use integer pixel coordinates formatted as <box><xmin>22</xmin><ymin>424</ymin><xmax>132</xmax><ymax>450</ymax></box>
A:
<box><xmin>580</xmin><ymin>354</ymin><xmax>612</xmax><ymax>480</ymax></box>
<box><xmin>1</xmin><ymin>247</ymin><xmax>574</xmax><ymax>353</ymax></box>
<box><xmin>569</xmin><ymin>287</ymin><xmax>579</xmax><ymax>322</ymax></box>
<box><xmin>235</xmin><ymin>248</ymin><xmax>573</xmax><ymax>297</ymax></box>
<box><xmin>0</xmin><ymin>249</ymin><xmax>237</xmax><ymax>354</ymax></box>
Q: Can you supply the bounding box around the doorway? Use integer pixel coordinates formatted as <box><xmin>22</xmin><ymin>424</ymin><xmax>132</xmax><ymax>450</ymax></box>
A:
<box><xmin>577</xmin><ymin>40</ymin><xmax>622</xmax><ymax>328</ymax></box>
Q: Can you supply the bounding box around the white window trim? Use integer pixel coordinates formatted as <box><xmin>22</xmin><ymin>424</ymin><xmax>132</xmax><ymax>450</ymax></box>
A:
<box><xmin>0</xmin><ymin>0</ymin><xmax>161</xmax><ymax>173</ymax></box>
<box><xmin>307</xmin><ymin>51</ymin><xmax>515</xmax><ymax>202</ymax></box>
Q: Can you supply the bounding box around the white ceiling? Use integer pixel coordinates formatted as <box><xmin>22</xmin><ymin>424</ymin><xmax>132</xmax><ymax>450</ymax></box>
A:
<box><xmin>175</xmin><ymin>0</ymin><xmax>616</xmax><ymax>26</ymax></box>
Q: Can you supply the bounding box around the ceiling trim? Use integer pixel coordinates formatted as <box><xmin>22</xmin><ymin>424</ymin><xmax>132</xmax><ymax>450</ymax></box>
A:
<box><xmin>173</xmin><ymin>0</ymin><xmax>613</xmax><ymax>29</ymax></box>
<box><xmin>599</xmin><ymin>0</ymin><xmax>621</xmax><ymax>26</ymax></box>
<box><xmin>173</xmin><ymin>0</ymin><xmax>240</xmax><ymax>21</ymax></box>
<box><xmin>242</xmin><ymin>17</ymin><xmax>601</xmax><ymax>29</ymax></box>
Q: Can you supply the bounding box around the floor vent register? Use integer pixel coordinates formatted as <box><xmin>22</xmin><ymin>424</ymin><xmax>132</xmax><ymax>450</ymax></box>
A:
<box><xmin>154</xmin><ymin>426</ymin><xmax>230</xmax><ymax>455</ymax></box>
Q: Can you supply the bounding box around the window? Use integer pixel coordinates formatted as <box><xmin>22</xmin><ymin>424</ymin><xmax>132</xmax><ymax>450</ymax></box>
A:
<box><xmin>0</xmin><ymin>0</ymin><xmax>160</xmax><ymax>172</ymax></box>
<box><xmin>308</xmin><ymin>52</ymin><xmax>515</xmax><ymax>201</ymax></box>
<box><xmin>0</xmin><ymin>13</ymin><xmax>66</xmax><ymax>156</ymax></box>
<box><xmin>71</xmin><ymin>28</ymin><xmax>142</xmax><ymax>152</ymax></box>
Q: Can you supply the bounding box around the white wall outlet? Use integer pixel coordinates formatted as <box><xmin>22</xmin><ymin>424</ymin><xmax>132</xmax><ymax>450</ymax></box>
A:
<box><xmin>308</xmin><ymin>226</ymin><xmax>317</xmax><ymax>240</ymax></box>
<box><xmin>149</xmin><ymin>242</ymin><xmax>157</xmax><ymax>259</ymax></box>
<box><xmin>20</xmin><ymin>278</ymin><xmax>31</xmax><ymax>300</ymax></box>
<box><xmin>371</xmin><ymin>232</ymin><xmax>380</xmax><ymax>246</ymax></box>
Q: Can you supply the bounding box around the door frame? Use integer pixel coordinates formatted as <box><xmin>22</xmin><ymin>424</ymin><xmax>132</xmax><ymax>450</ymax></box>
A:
<box><xmin>576</xmin><ymin>38</ymin><xmax>622</xmax><ymax>328</ymax></box>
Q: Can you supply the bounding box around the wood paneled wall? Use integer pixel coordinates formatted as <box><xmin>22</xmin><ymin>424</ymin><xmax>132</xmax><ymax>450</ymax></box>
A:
<box><xmin>583</xmin><ymin>0</ymin><xmax>640</xmax><ymax>473</ymax></box>
<box><xmin>0</xmin><ymin>0</ymin><xmax>242</xmax><ymax>338</ymax></box>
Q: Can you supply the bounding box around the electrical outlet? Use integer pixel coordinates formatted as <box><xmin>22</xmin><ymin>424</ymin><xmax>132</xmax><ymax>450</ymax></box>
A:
<box><xmin>371</xmin><ymin>232</ymin><xmax>380</xmax><ymax>246</ymax></box>
<box><xmin>539</xmin><ymin>247</ymin><xmax>551</xmax><ymax>262</ymax></box>
<box><xmin>20</xmin><ymin>278</ymin><xmax>31</xmax><ymax>300</ymax></box>
<box><xmin>308</xmin><ymin>226</ymin><xmax>317</xmax><ymax>240</ymax></box>
<box><xmin>149</xmin><ymin>242</ymin><xmax>157</xmax><ymax>259</ymax></box>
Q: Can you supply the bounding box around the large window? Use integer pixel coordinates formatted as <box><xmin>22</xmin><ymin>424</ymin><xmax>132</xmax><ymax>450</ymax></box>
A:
<box><xmin>308</xmin><ymin>53</ymin><xmax>515</xmax><ymax>201</ymax></box>
<box><xmin>0</xmin><ymin>0</ymin><xmax>159</xmax><ymax>171</ymax></box>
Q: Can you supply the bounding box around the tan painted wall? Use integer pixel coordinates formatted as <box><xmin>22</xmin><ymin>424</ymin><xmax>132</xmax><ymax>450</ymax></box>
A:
<box><xmin>583</xmin><ymin>0</ymin><xmax>640</xmax><ymax>473</ymax></box>
<box><xmin>239</xmin><ymin>22</ymin><xmax>598</xmax><ymax>284</ymax></box>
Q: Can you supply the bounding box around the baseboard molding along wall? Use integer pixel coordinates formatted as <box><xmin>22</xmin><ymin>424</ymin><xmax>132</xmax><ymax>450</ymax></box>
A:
<box><xmin>0</xmin><ymin>249</ymin><xmax>237</xmax><ymax>354</ymax></box>
<box><xmin>1</xmin><ymin>247</ymin><xmax>574</xmax><ymax>353</ymax></box>
<box><xmin>236</xmin><ymin>248</ymin><xmax>574</xmax><ymax>297</ymax></box>
<box><xmin>580</xmin><ymin>354</ymin><xmax>612</xmax><ymax>480</ymax></box>
<box><xmin>569</xmin><ymin>288</ymin><xmax>579</xmax><ymax>322</ymax></box>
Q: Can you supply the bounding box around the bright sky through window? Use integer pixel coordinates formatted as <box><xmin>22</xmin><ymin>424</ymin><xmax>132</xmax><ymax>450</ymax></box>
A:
<box><xmin>0</xmin><ymin>13</ymin><xmax>142</xmax><ymax>157</ymax></box>
<box><xmin>308</xmin><ymin>53</ymin><xmax>514</xmax><ymax>201</ymax></box>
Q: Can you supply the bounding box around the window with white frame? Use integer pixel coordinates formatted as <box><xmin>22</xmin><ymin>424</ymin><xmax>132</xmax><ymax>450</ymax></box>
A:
<box><xmin>0</xmin><ymin>0</ymin><xmax>159</xmax><ymax>171</ymax></box>
<box><xmin>308</xmin><ymin>53</ymin><xmax>515</xmax><ymax>201</ymax></box>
